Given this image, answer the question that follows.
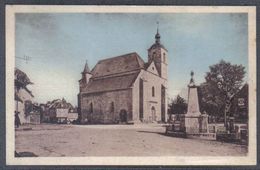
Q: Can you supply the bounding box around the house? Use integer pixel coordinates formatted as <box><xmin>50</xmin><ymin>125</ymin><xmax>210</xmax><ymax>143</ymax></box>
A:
<box><xmin>78</xmin><ymin>29</ymin><xmax>168</xmax><ymax>124</ymax></box>
<box><xmin>67</xmin><ymin>107</ymin><xmax>79</xmax><ymax>123</ymax></box>
<box><xmin>231</xmin><ymin>83</ymin><xmax>248</xmax><ymax>123</ymax></box>
<box><xmin>14</xmin><ymin>68</ymin><xmax>34</xmax><ymax>124</ymax></box>
<box><xmin>48</xmin><ymin>98</ymin><xmax>74</xmax><ymax>123</ymax></box>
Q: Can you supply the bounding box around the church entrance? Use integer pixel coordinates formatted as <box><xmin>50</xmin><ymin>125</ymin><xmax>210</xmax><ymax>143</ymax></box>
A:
<box><xmin>151</xmin><ymin>106</ymin><xmax>156</xmax><ymax>122</ymax></box>
<box><xmin>119</xmin><ymin>109</ymin><xmax>127</xmax><ymax>123</ymax></box>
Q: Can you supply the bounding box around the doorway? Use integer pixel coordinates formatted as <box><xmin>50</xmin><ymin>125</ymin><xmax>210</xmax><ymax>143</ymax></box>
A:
<box><xmin>119</xmin><ymin>109</ymin><xmax>127</xmax><ymax>123</ymax></box>
<box><xmin>151</xmin><ymin>106</ymin><xmax>156</xmax><ymax>122</ymax></box>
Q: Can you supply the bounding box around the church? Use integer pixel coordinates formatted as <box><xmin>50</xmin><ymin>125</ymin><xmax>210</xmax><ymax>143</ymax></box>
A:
<box><xmin>78</xmin><ymin>29</ymin><xmax>168</xmax><ymax>124</ymax></box>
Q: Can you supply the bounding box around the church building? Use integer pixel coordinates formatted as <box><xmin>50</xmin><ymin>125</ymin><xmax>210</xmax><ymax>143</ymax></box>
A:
<box><xmin>78</xmin><ymin>29</ymin><xmax>168</xmax><ymax>124</ymax></box>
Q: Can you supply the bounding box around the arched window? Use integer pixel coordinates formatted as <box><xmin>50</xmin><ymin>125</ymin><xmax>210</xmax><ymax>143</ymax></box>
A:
<box><xmin>152</xmin><ymin>52</ymin><xmax>156</xmax><ymax>59</ymax></box>
<box><xmin>110</xmin><ymin>102</ymin><xmax>114</xmax><ymax>112</ymax></box>
<box><xmin>163</xmin><ymin>53</ymin><xmax>166</xmax><ymax>62</ymax></box>
<box><xmin>152</xmin><ymin>86</ymin><xmax>155</xmax><ymax>97</ymax></box>
<box><xmin>90</xmin><ymin>102</ymin><xmax>93</xmax><ymax>113</ymax></box>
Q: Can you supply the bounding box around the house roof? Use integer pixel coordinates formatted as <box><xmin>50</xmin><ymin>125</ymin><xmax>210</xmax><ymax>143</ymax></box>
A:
<box><xmin>83</xmin><ymin>71</ymin><xmax>140</xmax><ymax>94</ymax></box>
<box><xmin>91</xmin><ymin>52</ymin><xmax>145</xmax><ymax>78</ymax></box>
<box><xmin>15</xmin><ymin>68</ymin><xmax>33</xmax><ymax>85</ymax></box>
<box><xmin>49</xmin><ymin>98</ymin><xmax>73</xmax><ymax>109</ymax></box>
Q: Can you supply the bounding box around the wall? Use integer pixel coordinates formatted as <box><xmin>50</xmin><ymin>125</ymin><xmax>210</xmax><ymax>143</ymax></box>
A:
<box><xmin>132</xmin><ymin>70</ymin><xmax>168</xmax><ymax>123</ymax></box>
<box><xmin>15</xmin><ymin>88</ymin><xmax>33</xmax><ymax>124</ymax></box>
<box><xmin>80</xmin><ymin>89</ymin><xmax>132</xmax><ymax>124</ymax></box>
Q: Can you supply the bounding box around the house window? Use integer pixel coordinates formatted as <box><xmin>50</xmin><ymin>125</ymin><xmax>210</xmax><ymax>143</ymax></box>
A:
<box><xmin>90</xmin><ymin>102</ymin><xmax>93</xmax><ymax>113</ymax></box>
<box><xmin>152</xmin><ymin>86</ymin><xmax>155</xmax><ymax>97</ymax></box>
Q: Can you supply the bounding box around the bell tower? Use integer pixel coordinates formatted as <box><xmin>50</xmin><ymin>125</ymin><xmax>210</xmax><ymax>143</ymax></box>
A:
<box><xmin>148</xmin><ymin>22</ymin><xmax>168</xmax><ymax>79</ymax></box>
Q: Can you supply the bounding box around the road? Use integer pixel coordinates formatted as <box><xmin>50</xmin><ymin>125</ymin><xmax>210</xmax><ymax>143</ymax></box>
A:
<box><xmin>15</xmin><ymin>124</ymin><xmax>247</xmax><ymax>157</ymax></box>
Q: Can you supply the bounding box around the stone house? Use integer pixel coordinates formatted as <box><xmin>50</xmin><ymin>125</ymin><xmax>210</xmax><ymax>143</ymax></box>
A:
<box><xmin>78</xmin><ymin>30</ymin><xmax>168</xmax><ymax>124</ymax></box>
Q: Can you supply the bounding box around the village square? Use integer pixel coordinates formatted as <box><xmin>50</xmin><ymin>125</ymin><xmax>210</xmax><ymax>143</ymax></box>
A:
<box><xmin>14</xmin><ymin>26</ymin><xmax>249</xmax><ymax>157</ymax></box>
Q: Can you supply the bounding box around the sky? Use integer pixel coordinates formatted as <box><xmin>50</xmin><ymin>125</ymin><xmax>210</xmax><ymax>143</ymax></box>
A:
<box><xmin>15</xmin><ymin>13</ymin><xmax>248</xmax><ymax>105</ymax></box>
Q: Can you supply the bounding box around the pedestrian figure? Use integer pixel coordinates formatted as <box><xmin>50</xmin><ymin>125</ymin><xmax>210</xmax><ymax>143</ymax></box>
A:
<box><xmin>15</xmin><ymin>111</ymin><xmax>21</xmax><ymax>128</ymax></box>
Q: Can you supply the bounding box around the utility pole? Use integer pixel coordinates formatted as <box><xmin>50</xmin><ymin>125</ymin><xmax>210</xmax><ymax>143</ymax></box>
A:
<box><xmin>15</xmin><ymin>55</ymin><xmax>31</xmax><ymax>63</ymax></box>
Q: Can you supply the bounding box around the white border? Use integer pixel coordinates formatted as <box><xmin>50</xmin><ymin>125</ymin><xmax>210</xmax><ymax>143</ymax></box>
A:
<box><xmin>6</xmin><ymin>5</ymin><xmax>257</xmax><ymax>165</ymax></box>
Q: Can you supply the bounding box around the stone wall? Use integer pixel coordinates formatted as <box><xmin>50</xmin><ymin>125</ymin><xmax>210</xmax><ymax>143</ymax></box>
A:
<box><xmin>80</xmin><ymin>89</ymin><xmax>132</xmax><ymax>124</ymax></box>
<box><xmin>132</xmin><ymin>70</ymin><xmax>168</xmax><ymax>123</ymax></box>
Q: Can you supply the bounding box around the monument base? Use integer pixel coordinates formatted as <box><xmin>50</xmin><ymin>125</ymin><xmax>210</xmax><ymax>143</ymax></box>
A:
<box><xmin>185</xmin><ymin>115</ymin><xmax>200</xmax><ymax>134</ymax></box>
<box><xmin>184</xmin><ymin>113</ymin><xmax>209</xmax><ymax>134</ymax></box>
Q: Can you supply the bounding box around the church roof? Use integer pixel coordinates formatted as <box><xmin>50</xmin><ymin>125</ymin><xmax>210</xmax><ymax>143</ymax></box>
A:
<box><xmin>83</xmin><ymin>71</ymin><xmax>140</xmax><ymax>94</ymax></box>
<box><xmin>91</xmin><ymin>52</ymin><xmax>145</xmax><ymax>78</ymax></box>
<box><xmin>148</xmin><ymin>43</ymin><xmax>167</xmax><ymax>51</ymax></box>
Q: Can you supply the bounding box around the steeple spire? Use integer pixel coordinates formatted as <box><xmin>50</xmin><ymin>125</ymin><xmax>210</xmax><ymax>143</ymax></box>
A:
<box><xmin>82</xmin><ymin>59</ymin><xmax>91</xmax><ymax>73</ymax></box>
<box><xmin>155</xmin><ymin>21</ymin><xmax>161</xmax><ymax>44</ymax></box>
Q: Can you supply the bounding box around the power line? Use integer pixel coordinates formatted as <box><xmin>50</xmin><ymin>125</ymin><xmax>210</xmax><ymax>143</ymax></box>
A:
<box><xmin>15</xmin><ymin>55</ymin><xmax>31</xmax><ymax>64</ymax></box>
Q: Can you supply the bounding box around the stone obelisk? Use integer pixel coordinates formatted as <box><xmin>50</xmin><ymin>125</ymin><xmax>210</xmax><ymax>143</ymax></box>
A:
<box><xmin>185</xmin><ymin>71</ymin><xmax>201</xmax><ymax>134</ymax></box>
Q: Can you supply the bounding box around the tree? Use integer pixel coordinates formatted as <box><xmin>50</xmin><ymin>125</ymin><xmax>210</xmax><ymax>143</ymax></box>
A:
<box><xmin>168</xmin><ymin>95</ymin><xmax>187</xmax><ymax>115</ymax></box>
<box><xmin>200</xmin><ymin>60</ymin><xmax>245</xmax><ymax>124</ymax></box>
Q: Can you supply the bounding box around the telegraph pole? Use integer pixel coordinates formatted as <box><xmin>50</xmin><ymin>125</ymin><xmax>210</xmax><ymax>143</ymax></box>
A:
<box><xmin>15</xmin><ymin>55</ymin><xmax>31</xmax><ymax>63</ymax></box>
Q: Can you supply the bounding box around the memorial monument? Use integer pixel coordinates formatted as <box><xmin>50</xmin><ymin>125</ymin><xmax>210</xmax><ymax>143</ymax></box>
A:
<box><xmin>185</xmin><ymin>71</ymin><xmax>208</xmax><ymax>134</ymax></box>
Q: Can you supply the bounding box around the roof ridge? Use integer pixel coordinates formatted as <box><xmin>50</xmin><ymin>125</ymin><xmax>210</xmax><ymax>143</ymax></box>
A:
<box><xmin>92</xmin><ymin>70</ymin><xmax>140</xmax><ymax>80</ymax></box>
<box><xmin>98</xmin><ymin>52</ymin><xmax>138</xmax><ymax>63</ymax></box>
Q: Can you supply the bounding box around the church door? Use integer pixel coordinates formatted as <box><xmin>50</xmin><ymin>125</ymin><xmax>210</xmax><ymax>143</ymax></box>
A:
<box><xmin>151</xmin><ymin>107</ymin><xmax>156</xmax><ymax>122</ymax></box>
<box><xmin>119</xmin><ymin>109</ymin><xmax>127</xmax><ymax>123</ymax></box>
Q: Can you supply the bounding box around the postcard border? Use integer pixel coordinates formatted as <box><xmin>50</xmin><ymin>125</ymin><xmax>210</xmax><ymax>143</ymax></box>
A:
<box><xmin>1</xmin><ymin>1</ymin><xmax>259</xmax><ymax>169</ymax></box>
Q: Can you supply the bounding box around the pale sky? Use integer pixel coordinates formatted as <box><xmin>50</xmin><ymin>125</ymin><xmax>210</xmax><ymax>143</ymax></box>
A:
<box><xmin>15</xmin><ymin>13</ymin><xmax>248</xmax><ymax>105</ymax></box>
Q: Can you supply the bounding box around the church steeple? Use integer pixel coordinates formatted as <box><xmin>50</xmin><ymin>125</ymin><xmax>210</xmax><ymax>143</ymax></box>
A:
<box><xmin>155</xmin><ymin>21</ymin><xmax>161</xmax><ymax>44</ymax></box>
<box><xmin>79</xmin><ymin>60</ymin><xmax>92</xmax><ymax>91</ymax></box>
<box><xmin>82</xmin><ymin>60</ymin><xmax>91</xmax><ymax>74</ymax></box>
<box><xmin>147</xmin><ymin>22</ymin><xmax>168</xmax><ymax>79</ymax></box>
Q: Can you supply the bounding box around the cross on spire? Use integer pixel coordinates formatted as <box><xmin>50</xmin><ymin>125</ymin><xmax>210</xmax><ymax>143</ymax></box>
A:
<box><xmin>157</xmin><ymin>21</ymin><xmax>159</xmax><ymax>34</ymax></box>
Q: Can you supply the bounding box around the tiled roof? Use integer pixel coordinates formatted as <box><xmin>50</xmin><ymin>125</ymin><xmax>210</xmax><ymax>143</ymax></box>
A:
<box><xmin>83</xmin><ymin>71</ymin><xmax>140</xmax><ymax>94</ymax></box>
<box><xmin>91</xmin><ymin>52</ymin><xmax>144</xmax><ymax>78</ymax></box>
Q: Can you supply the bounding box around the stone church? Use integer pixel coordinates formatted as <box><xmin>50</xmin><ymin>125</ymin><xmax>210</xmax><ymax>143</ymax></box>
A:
<box><xmin>78</xmin><ymin>29</ymin><xmax>168</xmax><ymax>124</ymax></box>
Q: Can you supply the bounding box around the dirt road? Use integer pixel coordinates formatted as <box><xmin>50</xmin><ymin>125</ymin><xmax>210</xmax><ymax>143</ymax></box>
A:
<box><xmin>15</xmin><ymin>124</ymin><xmax>247</xmax><ymax>157</ymax></box>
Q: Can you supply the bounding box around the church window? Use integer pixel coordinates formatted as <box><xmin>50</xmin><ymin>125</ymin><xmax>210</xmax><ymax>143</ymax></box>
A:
<box><xmin>152</xmin><ymin>52</ymin><xmax>156</xmax><ymax>59</ymax></box>
<box><xmin>110</xmin><ymin>102</ymin><xmax>114</xmax><ymax>112</ymax></box>
<box><xmin>152</xmin><ymin>86</ymin><xmax>155</xmax><ymax>97</ymax></box>
<box><xmin>90</xmin><ymin>102</ymin><xmax>93</xmax><ymax>113</ymax></box>
<box><xmin>163</xmin><ymin>53</ymin><xmax>166</xmax><ymax>62</ymax></box>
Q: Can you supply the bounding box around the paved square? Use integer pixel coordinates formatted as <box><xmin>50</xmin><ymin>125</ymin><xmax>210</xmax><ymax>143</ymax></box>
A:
<box><xmin>15</xmin><ymin>124</ymin><xmax>247</xmax><ymax>157</ymax></box>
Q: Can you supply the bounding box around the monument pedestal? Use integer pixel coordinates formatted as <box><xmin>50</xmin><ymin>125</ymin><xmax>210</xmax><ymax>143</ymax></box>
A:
<box><xmin>185</xmin><ymin>114</ymin><xmax>201</xmax><ymax>134</ymax></box>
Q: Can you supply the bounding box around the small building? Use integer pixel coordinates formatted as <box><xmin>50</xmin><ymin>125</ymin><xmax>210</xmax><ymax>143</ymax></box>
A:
<box><xmin>68</xmin><ymin>108</ymin><xmax>79</xmax><ymax>123</ymax></box>
<box><xmin>48</xmin><ymin>98</ymin><xmax>74</xmax><ymax>123</ymax></box>
<box><xmin>231</xmin><ymin>83</ymin><xmax>248</xmax><ymax>123</ymax></box>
